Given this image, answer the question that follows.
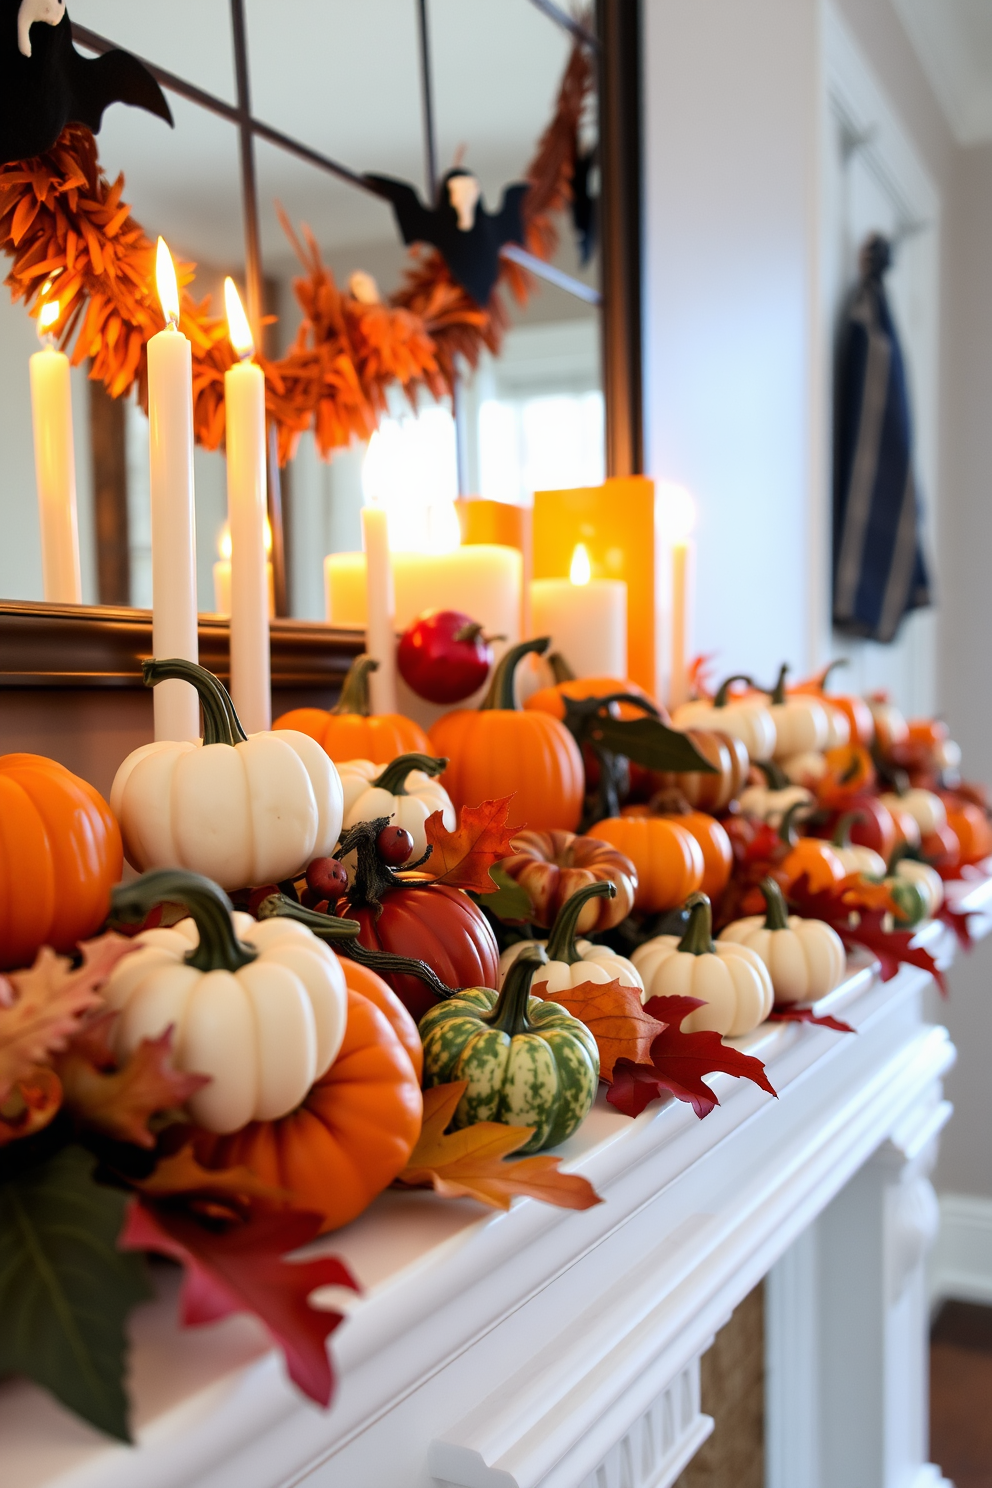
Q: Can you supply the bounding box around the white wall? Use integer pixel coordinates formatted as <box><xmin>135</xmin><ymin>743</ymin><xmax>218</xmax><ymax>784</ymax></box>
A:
<box><xmin>643</xmin><ymin>0</ymin><xmax>820</xmax><ymax>687</ymax></box>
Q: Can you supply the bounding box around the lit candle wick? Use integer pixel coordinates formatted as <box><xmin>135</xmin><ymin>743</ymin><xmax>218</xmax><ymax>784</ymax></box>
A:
<box><xmin>224</xmin><ymin>277</ymin><xmax>255</xmax><ymax>362</ymax></box>
<box><xmin>570</xmin><ymin>542</ymin><xmax>592</xmax><ymax>586</ymax></box>
<box><xmin>155</xmin><ymin>236</ymin><xmax>180</xmax><ymax>331</ymax></box>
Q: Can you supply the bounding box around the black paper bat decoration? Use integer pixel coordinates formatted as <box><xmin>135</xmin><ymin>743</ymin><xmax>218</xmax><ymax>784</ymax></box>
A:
<box><xmin>571</xmin><ymin>146</ymin><xmax>597</xmax><ymax>266</ymax></box>
<box><xmin>0</xmin><ymin>0</ymin><xmax>172</xmax><ymax>166</ymax></box>
<box><xmin>365</xmin><ymin>167</ymin><xmax>527</xmax><ymax>308</ymax></box>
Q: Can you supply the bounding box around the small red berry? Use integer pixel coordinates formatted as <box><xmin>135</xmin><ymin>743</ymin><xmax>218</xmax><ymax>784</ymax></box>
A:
<box><xmin>377</xmin><ymin>825</ymin><xmax>415</xmax><ymax>866</ymax></box>
<box><xmin>306</xmin><ymin>858</ymin><xmax>349</xmax><ymax>899</ymax></box>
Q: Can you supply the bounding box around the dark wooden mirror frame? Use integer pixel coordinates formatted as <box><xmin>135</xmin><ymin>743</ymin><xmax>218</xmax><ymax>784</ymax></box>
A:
<box><xmin>0</xmin><ymin>0</ymin><xmax>641</xmax><ymax>698</ymax></box>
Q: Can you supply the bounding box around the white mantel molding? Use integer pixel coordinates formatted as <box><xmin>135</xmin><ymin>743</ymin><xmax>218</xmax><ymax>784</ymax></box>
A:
<box><xmin>3</xmin><ymin>878</ymin><xmax>990</xmax><ymax>1488</ymax></box>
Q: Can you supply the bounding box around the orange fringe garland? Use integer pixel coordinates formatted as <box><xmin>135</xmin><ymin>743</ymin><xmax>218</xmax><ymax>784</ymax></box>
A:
<box><xmin>0</xmin><ymin>37</ymin><xmax>593</xmax><ymax>464</ymax></box>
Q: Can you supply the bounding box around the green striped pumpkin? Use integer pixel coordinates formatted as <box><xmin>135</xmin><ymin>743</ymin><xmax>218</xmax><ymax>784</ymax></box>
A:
<box><xmin>418</xmin><ymin>949</ymin><xmax>600</xmax><ymax>1152</ymax></box>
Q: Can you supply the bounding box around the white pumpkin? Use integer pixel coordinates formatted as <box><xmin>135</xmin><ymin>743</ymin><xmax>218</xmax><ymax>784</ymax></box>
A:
<box><xmin>498</xmin><ymin>879</ymin><xmax>642</xmax><ymax>993</ymax></box>
<box><xmin>105</xmin><ymin>869</ymin><xmax>348</xmax><ymax>1134</ymax></box>
<box><xmin>339</xmin><ymin>753</ymin><xmax>455</xmax><ymax>859</ymax></box>
<box><xmin>632</xmin><ymin>893</ymin><xmax>774</xmax><ymax>1037</ymax></box>
<box><xmin>112</xmin><ymin>660</ymin><xmax>343</xmax><ymax>891</ymax></box>
<box><xmin>738</xmin><ymin>773</ymin><xmax>813</xmax><ymax>828</ymax></box>
<box><xmin>880</xmin><ymin>789</ymin><xmax>946</xmax><ymax>837</ymax></box>
<box><xmin>781</xmin><ymin>752</ymin><xmax>829</xmax><ymax>789</ymax></box>
<box><xmin>829</xmin><ymin>813</ymin><xmax>887</xmax><ymax>878</ymax></box>
<box><xmin>821</xmin><ymin>704</ymin><xmax>851</xmax><ymax>750</ymax></box>
<box><xmin>894</xmin><ymin>857</ymin><xmax>943</xmax><ymax>917</ymax></box>
<box><xmin>765</xmin><ymin>666</ymin><xmax>830</xmax><ymax>759</ymax></box>
<box><xmin>672</xmin><ymin>675</ymin><xmax>777</xmax><ymax>763</ymax></box>
<box><xmin>719</xmin><ymin>877</ymin><xmax>846</xmax><ymax>1003</ymax></box>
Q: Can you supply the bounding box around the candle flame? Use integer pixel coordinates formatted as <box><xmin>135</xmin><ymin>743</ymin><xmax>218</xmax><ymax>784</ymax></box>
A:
<box><xmin>218</xmin><ymin>522</ymin><xmax>232</xmax><ymax>561</ymax></box>
<box><xmin>224</xmin><ymin>276</ymin><xmax>254</xmax><ymax>360</ymax></box>
<box><xmin>156</xmin><ymin>237</ymin><xmax>180</xmax><ymax>328</ymax></box>
<box><xmin>569</xmin><ymin>543</ymin><xmax>592</xmax><ymax>586</ymax></box>
<box><xmin>37</xmin><ymin>297</ymin><xmax>59</xmax><ymax>336</ymax></box>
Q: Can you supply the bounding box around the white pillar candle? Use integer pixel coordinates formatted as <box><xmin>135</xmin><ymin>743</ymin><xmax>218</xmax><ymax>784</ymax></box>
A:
<box><xmin>669</xmin><ymin>538</ymin><xmax>696</xmax><ymax>710</ymax></box>
<box><xmin>214</xmin><ymin>557</ymin><xmax>274</xmax><ymax>619</ymax></box>
<box><xmin>148</xmin><ymin>238</ymin><xmax>199</xmax><ymax>742</ymax></box>
<box><xmin>29</xmin><ymin>300</ymin><xmax>81</xmax><ymax>604</ymax></box>
<box><xmin>224</xmin><ymin>278</ymin><xmax>270</xmax><ymax>733</ymax></box>
<box><xmin>361</xmin><ymin>504</ymin><xmax>398</xmax><ymax>713</ymax></box>
<box><xmin>530</xmin><ymin>544</ymin><xmax>627</xmax><ymax>679</ymax></box>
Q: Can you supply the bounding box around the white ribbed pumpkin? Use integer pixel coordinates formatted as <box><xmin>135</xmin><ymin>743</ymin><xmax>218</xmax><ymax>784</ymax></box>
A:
<box><xmin>672</xmin><ymin>675</ymin><xmax>777</xmax><ymax>763</ymax></box>
<box><xmin>498</xmin><ymin>881</ymin><xmax>643</xmax><ymax>994</ymax></box>
<box><xmin>339</xmin><ymin>752</ymin><xmax>455</xmax><ymax>859</ymax></box>
<box><xmin>719</xmin><ymin>877</ymin><xmax>846</xmax><ymax>1004</ymax></box>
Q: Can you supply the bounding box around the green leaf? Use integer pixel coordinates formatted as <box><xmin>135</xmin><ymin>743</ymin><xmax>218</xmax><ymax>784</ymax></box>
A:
<box><xmin>0</xmin><ymin>1144</ymin><xmax>151</xmax><ymax>1440</ymax></box>
<box><xmin>585</xmin><ymin>716</ymin><xmax>718</xmax><ymax>773</ymax></box>
<box><xmin>471</xmin><ymin>864</ymin><xmax>534</xmax><ymax>923</ymax></box>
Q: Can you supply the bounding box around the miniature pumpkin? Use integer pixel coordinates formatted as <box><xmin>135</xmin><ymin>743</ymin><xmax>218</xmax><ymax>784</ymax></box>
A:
<box><xmin>672</xmin><ymin>674</ymin><xmax>777</xmax><ymax>762</ymax></box>
<box><xmin>622</xmin><ymin>795</ymin><xmax>732</xmax><ymax>902</ymax></box>
<box><xmin>792</xmin><ymin>660</ymin><xmax>874</xmax><ymax>746</ymax></box>
<box><xmin>814</xmin><ymin>793</ymin><xmax>901</xmax><ymax>861</ymax></box>
<box><xmin>829</xmin><ymin>812</ymin><xmax>887</xmax><ymax>879</ymax></box>
<box><xmin>523</xmin><ymin>668</ymin><xmax>661</xmax><ymax>724</ymax></box>
<box><xmin>646</xmin><ymin>728</ymin><xmax>750</xmax><ymax>812</ymax></box>
<box><xmin>335</xmin><ymin>819</ymin><xmax>499</xmax><ymax>1022</ymax></box>
<box><xmin>777</xmin><ymin>804</ymin><xmax>847</xmax><ymax>893</ymax></box>
<box><xmin>891</xmin><ymin>857</ymin><xmax>943</xmax><ymax>918</ymax></box>
<box><xmin>339</xmin><ymin>753</ymin><xmax>455</xmax><ymax>859</ymax></box>
<box><xmin>586</xmin><ymin>814</ymin><xmax>704</xmax><ymax>912</ymax></box>
<box><xmin>274</xmin><ymin>653</ymin><xmax>430</xmax><ymax>762</ymax></box>
<box><xmin>719</xmin><ymin>877</ymin><xmax>846</xmax><ymax>1003</ymax></box>
<box><xmin>763</xmin><ymin>665</ymin><xmax>830</xmax><ymax>759</ymax></box>
<box><xmin>112</xmin><ymin>660</ymin><xmax>343</xmax><ymax>891</ymax></box>
<box><xmin>868</xmin><ymin>695</ymin><xmax>908</xmax><ymax>754</ymax></box>
<box><xmin>880</xmin><ymin>788</ymin><xmax>946</xmax><ymax>838</ymax></box>
<box><xmin>429</xmin><ymin>638</ymin><xmax>584</xmax><ymax>831</ymax></box>
<box><xmin>339</xmin><ymin>957</ymin><xmax>423</xmax><ymax>1080</ymax></box>
<box><xmin>497</xmin><ymin>880</ymin><xmax>643</xmax><ymax>993</ymax></box>
<box><xmin>105</xmin><ymin>870</ymin><xmax>349</xmax><ymax>1134</ymax></box>
<box><xmin>196</xmin><ymin>986</ymin><xmax>423</xmax><ymax>1232</ymax></box>
<box><xmin>418</xmin><ymin>948</ymin><xmax>599</xmax><ymax>1152</ymax></box>
<box><xmin>738</xmin><ymin>761</ymin><xmax>813</xmax><ymax>827</ymax></box>
<box><xmin>631</xmin><ymin>893</ymin><xmax>773</xmax><ymax>1036</ymax></box>
<box><xmin>920</xmin><ymin>822</ymin><xmax>961</xmax><ymax>877</ymax></box>
<box><xmin>0</xmin><ymin>752</ymin><xmax>123</xmax><ymax>970</ymax></box>
<box><xmin>780</xmin><ymin>752</ymin><xmax>829</xmax><ymax>790</ymax></box>
<box><xmin>940</xmin><ymin>796</ymin><xmax>992</xmax><ymax>866</ymax></box>
<box><xmin>499</xmin><ymin>828</ymin><xmax>638</xmax><ymax>931</ymax></box>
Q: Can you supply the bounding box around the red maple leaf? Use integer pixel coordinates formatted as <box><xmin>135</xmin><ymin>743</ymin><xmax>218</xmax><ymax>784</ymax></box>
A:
<box><xmin>423</xmin><ymin>795</ymin><xmax>519</xmax><ymax>892</ymax></box>
<box><xmin>787</xmin><ymin>873</ymin><xmax>947</xmax><ymax>994</ymax></box>
<box><xmin>766</xmin><ymin>1006</ymin><xmax>855</xmax><ymax>1033</ymax></box>
<box><xmin>119</xmin><ymin>1201</ymin><xmax>360</xmax><ymax>1407</ymax></box>
<box><xmin>937</xmin><ymin>900</ymin><xmax>977</xmax><ymax>952</ymax></box>
<box><xmin>607</xmin><ymin>994</ymin><xmax>778</xmax><ymax>1120</ymax></box>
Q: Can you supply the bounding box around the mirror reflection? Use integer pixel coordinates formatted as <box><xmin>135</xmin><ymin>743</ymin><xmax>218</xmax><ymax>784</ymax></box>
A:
<box><xmin>0</xmin><ymin>0</ymin><xmax>602</xmax><ymax>617</ymax></box>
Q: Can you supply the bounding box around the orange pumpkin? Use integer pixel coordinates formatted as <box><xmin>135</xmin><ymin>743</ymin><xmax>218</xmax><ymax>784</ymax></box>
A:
<box><xmin>429</xmin><ymin>639</ymin><xmax>584</xmax><ymax>831</ymax></box>
<box><xmin>274</xmin><ymin>653</ymin><xmax>430</xmax><ymax>763</ymax></box>
<box><xmin>942</xmin><ymin>801</ymin><xmax>992</xmax><ymax>866</ymax></box>
<box><xmin>640</xmin><ymin>728</ymin><xmax>750</xmax><ymax>811</ymax></box>
<box><xmin>622</xmin><ymin>798</ymin><xmax>732</xmax><ymax>901</ymax></box>
<box><xmin>792</xmin><ymin>660</ymin><xmax>874</xmax><ymax>747</ymax></box>
<box><xmin>586</xmin><ymin>815</ymin><xmax>704</xmax><ymax>912</ymax></box>
<box><xmin>524</xmin><ymin>674</ymin><xmax>663</xmax><ymax>724</ymax></box>
<box><xmin>339</xmin><ymin>958</ymin><xmax>423</xmax><ymax>1080</ymax></box>
<box><xmin>197</xmin><ymin>989</ymin><xmax>423</xmax><ymax>1233</ymax></box>
<box><xmin>0</xmin><ymin>753</ymin><xmax>123</xmax><ymax>970</ymax></box>
<box><xmin>778</xmin><ymin>807</ymin><xmax>846</xmax><ymax>894</ymax></box>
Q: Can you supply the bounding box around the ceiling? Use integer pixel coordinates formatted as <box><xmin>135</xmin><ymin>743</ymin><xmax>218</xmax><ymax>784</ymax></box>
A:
<box><xmin>894</xmin><ymin>0</ymin><xmax>992</xmax><ymax>145</ymax></box>
<box><xmin>70</xmin><ymin>0</ymin><xmax>580</xmax><ymax>275</ymax></box>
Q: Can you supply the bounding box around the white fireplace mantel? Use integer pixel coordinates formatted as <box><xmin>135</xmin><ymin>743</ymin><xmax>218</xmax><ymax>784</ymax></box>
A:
<box><xmin>3</xmin><ymin>873</ymin><xmax>989</xmax><ymax>1488</ymax></box>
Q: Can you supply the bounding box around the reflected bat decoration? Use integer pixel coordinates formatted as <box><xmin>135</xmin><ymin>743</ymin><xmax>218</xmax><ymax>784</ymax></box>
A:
<box><xmin>571</xmin><ymin>146</ymin><xmax>597</xmax><ymax>265</ymax></box>
<box><xmin>0</xmin><ymin>0</ymin><xmax>172</xmax><ymax>165</ymax></box>
<box><xmin>365</xmin><ymin>166</ymin><xmax>527</xmax><ymax>308</ymax></box>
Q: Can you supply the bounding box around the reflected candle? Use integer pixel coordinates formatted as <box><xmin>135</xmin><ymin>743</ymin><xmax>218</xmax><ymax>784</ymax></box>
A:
<box><xmin>29</xmin><ymin>295</ymin><xmax>81</xmax><ymax>603</ymax></box>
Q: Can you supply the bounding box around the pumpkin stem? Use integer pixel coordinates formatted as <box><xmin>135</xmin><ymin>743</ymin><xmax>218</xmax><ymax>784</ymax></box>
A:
<box><xmin>831</xmin><ymin>810</ymin><xmax>865</xmax><ymax>849</ymax></box>
<box><xmin>778</xmin><ymin>800</ymin><xmax>806</xmax><ymax>849</ymax></box>
<box><xmin>142</xmin><ymin>659</ymin><xmax>247</xmax><ymax>746</ymax></box>
<box><xmin>818</xmin><ymin>658</ymin><xmax>849</xmax><ymax>694</ymax></box>
<box><xmin>549</xmin><ymin>651</ymin><xmax>576</xmax><ymax>684</ymax></box>
<box><xmin>110</xmin><ymin>869</ymin><xmax>258</xmax><ymax>973</ymax></box>
<box><xmin>545</xmin><ymin>880</ymin><xmax>616</xmax><ymax>964</ymax></box>
<box><xmin>485</xmin><ymin>948</ymin><xmax>548</xmax><ymax>1035</ymax></box>
<box><xmin>370</xmin><ymin>753</ymin><xmax>448</xmax><ymax>795</ymax></box>
<box><xmin>759</xmin><ymin>876</ymin><xmax>791</xmax><ymax>932</ymax></box>
<box><xmin>713</xmin><ymin>674</ymin><xmax>753</xmax><ymax>708</ymax></box>
<box><xmin>767</xmin><ymin>663</ymin><xmax>789</xmax><ymax>706</ymax></box>
<box><xmin>256</xmin><ymin>892</ymin><xmax>460</xmax><ymax>999</ymax></box>
<box><xmin>331</xmin><ymin>654</ymin><xmax>378</xmax><ymax>717</ymax></box>
<box><xmin>755</xmin><ymin>759</ymin><xmax>790</xmax><ymax>790</ymax></box>
<box><xmin>480</xmin><ymin>637</ymin><xmax>550</xmax><ymax>711</ymax></box>
<box><xmin>676</xmin><ymin>892</ymin><xmax>715</xmax><ymax>955</ymax></box>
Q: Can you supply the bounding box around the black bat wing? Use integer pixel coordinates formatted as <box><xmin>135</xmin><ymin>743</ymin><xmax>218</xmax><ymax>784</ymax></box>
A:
<box><xmin>490</xmin><ymin>182</ymin><xmax>528</xmax><ymax>249</ymax></box>
<box><xmin>364</xmin><ymin>173</ymin><xmax>437</xmax><ymax>248</ymax></box>
<box><xmin>67</xmin><ymin>47</ymin><xmax>173</xmax><ymax>133</ymax></box>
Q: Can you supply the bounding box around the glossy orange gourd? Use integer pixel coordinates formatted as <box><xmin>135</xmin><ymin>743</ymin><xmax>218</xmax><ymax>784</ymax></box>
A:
<box><xmin>429</xmin><ymin>639</ymin><xmax>584</xmax><ymax>831</ymax></box>
<box><xmin>941</xmin><ymin>798</ymin><xmax>992</xmax><ymax>866</ymax></box>
<box><xmin>586</xmin><ymin>815</ymin><xmax>704</xmax><ymax>913</ymax></box>
<box><xmin>0</xmin><ymin>753</ymin><xmax>123</xmax><ymax>970</ymax></box>
<box><xmin>196</xmin><ymin>988</ymin><xmax>423</xmax><ymax>1233</ymax></box>
<box><xmin>635</xmin><ymin>727</ymin><xmax>750</xmax><ymax>812</ymax></box>
<box><xmin>777</xmin><ymin>805</ymin><xmax>846</xmax><ymax>893</ymax></box>
<box><xmin>523</xmin><ymin>653</ymin><xmax>662</xmax><ymax>724</ymax></box>
<box><xmin>274</xmin><ymin>654</ymin><xmax>429</xmax><ymax>763</ymax></box>
<box><xmin>622</xmin><ymin>797</ymin><xmax>732</xmax><ymax>902</ymax></box>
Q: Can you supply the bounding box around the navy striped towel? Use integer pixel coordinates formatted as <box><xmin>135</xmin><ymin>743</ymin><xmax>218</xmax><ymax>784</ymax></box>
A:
<box><xmin>833</xmin><ymin>234</ymin><xmax>931</xmax><ymax>643</ymax></box>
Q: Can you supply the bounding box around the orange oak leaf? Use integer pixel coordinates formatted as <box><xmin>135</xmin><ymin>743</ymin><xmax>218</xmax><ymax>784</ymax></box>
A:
<box><xmin>838</xmin><ymin>875</ymin><xmax>900</xmax><ymax>913</ymax></box>
<box><xmin>394</xmin><ymin>1080</ymin><xmax>602</xmax><ymax>1211</ymax></box>
<box><xmin>0</xmin><ymin>1065</ymin><xmax>62</xmax><ymax>1146</ymax></box>
<box><xmin>132</xmin><ymin>1143</ymin><xmax>289</xmax><ymax>1203</ymax></box>
<box><xmin>57</xmin><ymin>1026</ymin><xmax>209</xmax><ymax>1149</ymax></box>
<box><xmin>423</xmin><ymin>796</ymin><xmax>519</xmax><ymax>893</ymax></box>
<box><xmin>0</xmin><ymin>932</ymin><xmax>134</xmax><ymax>1103</ymax></box>
<box><xmin>540</xmin><ymin>977</ymin><xmax>666</xmax><ymax>1081</ymax></box>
